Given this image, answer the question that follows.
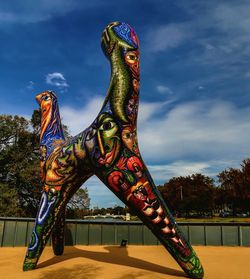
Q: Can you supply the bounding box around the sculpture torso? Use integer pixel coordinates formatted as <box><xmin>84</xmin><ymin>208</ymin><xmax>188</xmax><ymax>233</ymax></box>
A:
<box><xmin>36</xmin><ymin>91</ymin><xmax>92</xmax><ymax>193</ymax></box>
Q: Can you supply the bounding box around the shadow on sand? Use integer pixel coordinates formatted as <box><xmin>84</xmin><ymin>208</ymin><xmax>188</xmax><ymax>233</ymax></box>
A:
<box><xmin>37</xmin><ymin>245</ymin><xmax>185</xmax><ymax>279</ymax></box>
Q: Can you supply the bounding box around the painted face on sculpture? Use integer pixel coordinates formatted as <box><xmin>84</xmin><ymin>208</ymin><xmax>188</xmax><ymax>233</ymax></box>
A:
<box><xmin>133</xmin><ymin>185</ymin><xmax>148</xmax><ymax>201</ymax></box>
<box><xmin>36</xmin><ymin>91</ymin><xmax>59</xmax><ymax>142</ymax></box>
<box><xmin>127</xmin><ymin>156</ymin><xmax>143</xmax><ymax>176</ymax></box>
<box><xmin>126</xmin><ymin>95</ymin><xmax>138</xmax><ymax>123</ymax></box>
<box><xmin>86</xmin><ymin>113</ymin><xmax>121</xmax><ymax>167</ymax></box>
<box><xmin>125</xmin><ymin>50</ymin><xmax>140</xmax><ymax>78</ymax></box>
<box><xmin>108</xmin><ymin>171</ymin><xmax>130</xmax><ymax>192</ymax></box>
<box><xmin>122</xmin><ymin>126</ymin><xmax>139</xmax><ymax>155</ymax></box>
<box><xmin>36</xmin><ymin>92</ymin><xmax>53</xmax><ymax>114</ymax></box>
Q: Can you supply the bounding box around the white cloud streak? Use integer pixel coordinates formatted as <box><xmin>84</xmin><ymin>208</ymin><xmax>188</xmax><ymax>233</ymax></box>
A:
<box><xmin>147</xmin><ymin>23</ymin><xmax>192</xmax><ymax>52</ymax></box>
<box><xmin>156</xmin><ymin>85</ymin><xmax>173</xmax><ymax>95</ymax></box>
<box><xmin>148</xmin><ymin>159</ymin><xmax>241</xmax><ymax>184</ymax></box>
<box><xmin>26</xmin><ymin>81</ymin><xmax>35</xmax><ymax>90</ymax></box>
<box><xmin>138</xmin><ymin>100</ymin><xmax>250</xmax><ymax>163</ymax></box>
<box><xmin>61</xmin><ymin>96</ymin><xmax>103</xmax><ymax>135</ymax></box>
<box><xmin>46</xmin><ymin>72</ymin><xmax>69</xmax><ymax>91</ymax></box>
<box><xmin>0</xmin><ymin>1</ymin><xmax>103</xmax><ymax>24</ymax></box>
<box><xmin>83</xmin><ymin>176</ymin><xmax>124</xmax><ymax>208</ymax></box>
<box><xmin>146</xmin><ymin>1</ymin><xmax>250</xmax><ymax>77</ymax></box>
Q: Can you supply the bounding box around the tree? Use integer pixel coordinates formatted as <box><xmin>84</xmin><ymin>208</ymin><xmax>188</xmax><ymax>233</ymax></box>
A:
<box><xmin>0</xmin><ymin>111</ymin><xmax>76</xmax><ymax>217</ymax></box>
<box><xmin>158</xmin><ymin>174</ymin><xmax>215</xmax><ymax>216</ymax></box>
<box><xmin>66</xmin><ymin>188</ymin><xmax>90</xmax><ymax>219</ymax></box>
<box><xmin>0</xmin><ymin>113</ymin><xmax>41</xmax><ymax>217</ymax></box>
<box><xmin>0</xmin><ymin>115</ymin><xmax>29</xmax><ymax>149</ymax></box>
<box><xmin>0</xmin><ymin>183</ymin><xmax>23</xmax><ymax>217</ymax></box>
<box><xmin>218</xmin><ymin>159</ymin><xmax>250</xmax><ymax>213</ymax></box>
<box><xmin>68</xmin><ymin>187</ymin><xmax>90</xmax><ymax>210</ymax></box>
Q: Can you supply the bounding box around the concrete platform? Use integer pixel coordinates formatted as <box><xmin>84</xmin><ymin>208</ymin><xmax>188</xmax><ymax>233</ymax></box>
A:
<box><xmin>0</xmin><ymin>246</ymin><xmax>249</xmax><ymax>279</ymax></box>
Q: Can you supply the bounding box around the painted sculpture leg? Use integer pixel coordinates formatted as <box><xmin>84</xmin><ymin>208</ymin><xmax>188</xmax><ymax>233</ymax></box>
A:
<box><xmin>23</xmin><ymin>191</ymin><xmax>66</xmax><ymax>271</ymax></box>
<box><xmin>95</xmin><ymin>160</ymin><xmax>204</xmax><ymax>278</ymax></box>
<box><xmin>51</xmin><ymin>206</ymin><xmax>65</xmax><ymax>256</ymax></box>
<box><xmin>92</xmin><ymin>21</ymin><xmax>204</xmax><ymax>278</ymax></box>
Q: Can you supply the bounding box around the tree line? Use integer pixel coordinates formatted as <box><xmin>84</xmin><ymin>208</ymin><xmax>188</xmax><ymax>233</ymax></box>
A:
<box><xmin>1</xmin><ymin>112</ymin><xmax>250</xmax><ymax>218</ymax></box>
<box><xmin>158</xmin><ymin>160</ymin><xmax>250</xmax><ymax>217</ymax></box>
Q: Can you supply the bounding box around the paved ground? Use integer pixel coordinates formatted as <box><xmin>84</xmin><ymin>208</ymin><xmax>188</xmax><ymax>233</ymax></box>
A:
<box><xmin>0</xmin><ymin>245</ymin><xmax>249</xmax><ymax>279</ymax></box>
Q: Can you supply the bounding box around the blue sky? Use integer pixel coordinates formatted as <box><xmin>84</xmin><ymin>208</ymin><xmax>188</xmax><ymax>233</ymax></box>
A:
<box><xmin>1</xmin><ymin>0</ymin><xmax>250</xmax><ymax>208</ymax></box>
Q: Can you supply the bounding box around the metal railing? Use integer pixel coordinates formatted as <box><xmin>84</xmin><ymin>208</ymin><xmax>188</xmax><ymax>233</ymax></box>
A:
<box><xmin>0</xmin><ymin>217</ymin><xmax>250</xmax><ymax>247</ymax></box>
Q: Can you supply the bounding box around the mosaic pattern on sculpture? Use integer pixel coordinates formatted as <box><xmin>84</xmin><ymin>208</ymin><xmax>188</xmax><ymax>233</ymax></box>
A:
<box><xmin>23</xmin><ymin>22</ymin><xmax>204</xmax><ymax>279</ymax></box>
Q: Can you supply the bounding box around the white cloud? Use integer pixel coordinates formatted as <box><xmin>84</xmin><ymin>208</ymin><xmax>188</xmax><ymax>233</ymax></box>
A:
<box><xmin>82</xmin><ymin>176</ymin><xmax>124</xmax><ymax>208</ymax></box>
<box><xmin>147</xmin><ymin>23</ymin><xmax>192</xmax><ymax>52</ymax></box>
<box><xmin>138</xmin><ymin>100</ymin><xmax>250</xmax><ymax>164</ymax></box>
<box><xmin>27</xmin><ymin>80</ymin><xmax>35</xmax><ymax>90</ymax></box>
<box><xmin>213</xmin><ymin>3</ymin><xmax>250</xmax><ymax>35</ymax></box>
<box><xmin>0</xmin><ymin>1</ymin><xmax>102</xmax><ymax>24</ymax></box>
<box><xmin>0</xmin><ymin>11</ymin><xmax>48</xmax><ymax>24</ymax></box>
<box><xmin>46</xmin><ymin>72</ymin><xmax>69</xmax><ymax>91</ymax></box>
<box><xmin>61</xmin><ymin>96</ymin><xmax>103</xmax><ymax>135</ymax></box>
<box><xmin>138</xmin><ymin>101</ymin><xmax>165</xmax><ymax>123</ymax></box>
<box><xmin>148</xmin><ymin>159</ymin><xmax>241</xmax><ymax>184</ymax></box>
<box><xmin>26</xmin><ymin>81</ymin><xmax>34</xmax><ymax>90</ymax></box>
<box><xmin>148</xmin><ymin>161</ymin><xmax>210</xmax><ymax>182</ymax></box>
<box><xmin>146</xmin><ymin>1</ymin><xmax>250</xmax><ymax>83</ymax></box>
<box><xmin>156</xmin><ymin>85</ymin><xmax>173</xmax><ymax>95</ymax></box>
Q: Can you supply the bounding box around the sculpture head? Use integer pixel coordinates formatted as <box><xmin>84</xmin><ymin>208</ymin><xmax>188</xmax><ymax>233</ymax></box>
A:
<box><xmin>101</xmin><ymin>22</ymin><xmax>140</xmax><ymax>126</ymax></box>
<box><xmin>35</xmin><ymin>90</ymin><xmax>64</xmax><ymax>146</ymax></box>
<box><xmin>36</xmin><ymin>90</ymin><xmax>57</xmax><ymax>114</ymax></box>
<box><xmin>101</xmin><ymin>21</ymin><xmax>139</xmax><ymax>59</ymax></box>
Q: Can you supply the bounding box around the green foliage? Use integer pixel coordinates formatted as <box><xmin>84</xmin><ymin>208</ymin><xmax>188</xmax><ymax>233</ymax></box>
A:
<box><xmin>0</xmin><ymin>183</ymin><xmax>23</xmax><ymax>217</ymax></box>
<box><xmin>158</xmin><ymin>174</ymin><xmax>215</xmax><ymax>216</ymax></box>
<box><xmin>66</xmin><ymin>187</ymin><xmax>91</xmax><ymax>218</ymax></box>
<box><xmin>218</xmin><ymin>159</ymin><xmax>250</xmax><ymax>213</ymax></box>
<box><xmin>92</xmin><ymin>205</ymin><xmax>128</xmax><ymax>215</ymax></box>
<box><xmin>0</xmin><ymin>111</ymin><xmax>85</xmax><ymax>218</ymax></box>
<box><xmin>0</xmin><ymin>114</ymin><xmax>29</xmax><ymax>148</ymax></box>
<box><xmin>158</xmin><ymin>160</ymin><xmax>250</xmax><ymax>217</ymax></box>
<box><xmin>0</xmin><ymin>113</ymin><xmax>41</xmax><ymax>217</ymax></box>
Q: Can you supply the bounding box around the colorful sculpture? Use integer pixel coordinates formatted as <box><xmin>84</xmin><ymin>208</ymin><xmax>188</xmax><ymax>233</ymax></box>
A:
<box><xmin>23</xmin><ymin>22</ymin><xmax>204</xmax><ymax>278</ymax></box>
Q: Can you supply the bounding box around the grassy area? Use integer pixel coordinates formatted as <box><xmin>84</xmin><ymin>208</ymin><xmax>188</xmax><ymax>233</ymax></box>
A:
<box><xmin>176</xmin><ymin>217</ymin><xmax>250</xmax><ymax>223</ymax></box>
<box><xmin>130</xmin><ymin>216</ymin><xmax>250</xmax><ymax>222</ymax></box>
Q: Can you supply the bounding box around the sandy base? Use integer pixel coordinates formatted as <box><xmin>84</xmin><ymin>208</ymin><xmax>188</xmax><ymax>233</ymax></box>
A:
<box><xmin>0</xmin><ymin>245</ymin><xmax>249</xmax><ymax>279</ymax></box>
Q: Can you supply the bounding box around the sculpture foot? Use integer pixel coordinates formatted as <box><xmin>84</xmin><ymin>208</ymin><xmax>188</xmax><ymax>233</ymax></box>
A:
<box><xmin>180</xmin><ymin>253</ymin><xmax>204</xmax><ymax>278</ymax></box>
<box><xmin>53</xmin><ymin>246</ymin><xmax>64</xmax><ymax>256</ymax></box>
<box><xmin>23</xmin><ymin>258</ymin><xmax>38</xmax><ymax>271</ymax></box>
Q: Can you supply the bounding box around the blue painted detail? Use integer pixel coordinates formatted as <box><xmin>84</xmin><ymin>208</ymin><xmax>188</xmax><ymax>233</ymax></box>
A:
<box><xmin>37</xmin><ymin>192</ymin><xmax>56</xmax><ymax>225</ymax></box>
<box><xmin>113</xmin><ymin>22</ymin><xmax>138</xmax><ymax>49</ymax></box>
<box><xmin>40</xmin><ymin>97</ymin><xmax>65</xmax><ymax>158</ymax></box>
<box><xmin>41</xmin><ymin>135</ymin><xmax>63</xmax><ymax>157</ymax></box>
<box><xmin>28</xmin><ymin>230</ymin><xmax>38</xmax><ymax>251</ymax></box>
